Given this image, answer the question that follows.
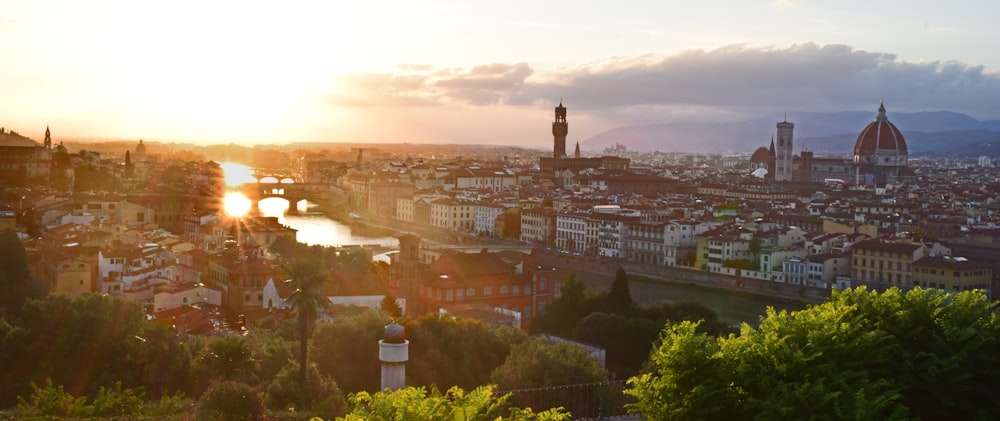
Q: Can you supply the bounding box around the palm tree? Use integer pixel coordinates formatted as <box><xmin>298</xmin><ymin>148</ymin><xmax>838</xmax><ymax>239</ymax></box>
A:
<box><xmin>283</xmin><ymin>258</ymin><xmax>331</xmax><ymax>398</ymax></box>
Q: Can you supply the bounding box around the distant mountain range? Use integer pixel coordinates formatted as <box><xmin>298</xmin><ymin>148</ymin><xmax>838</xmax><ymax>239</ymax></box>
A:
<box><xmin>581</xmin><ymin>111</ymin><xmax>1000</xmax><ymax>158</ymax></box>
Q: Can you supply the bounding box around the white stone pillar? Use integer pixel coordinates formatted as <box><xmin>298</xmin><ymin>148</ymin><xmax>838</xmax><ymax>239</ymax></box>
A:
<box><xmin>379</xmin><ymin>322</ymin><xmax>408</xmax><ymax>391</ymax></box>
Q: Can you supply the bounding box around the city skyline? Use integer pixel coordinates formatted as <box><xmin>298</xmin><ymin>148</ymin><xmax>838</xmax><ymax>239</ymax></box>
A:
<box><xmin>3</xmin><ymin>1</ymin><xmax>1000</xmax><ymax>147</ymax></box>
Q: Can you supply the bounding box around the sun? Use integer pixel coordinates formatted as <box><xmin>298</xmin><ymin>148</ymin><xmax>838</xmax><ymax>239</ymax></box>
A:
<box><xmin>223</xmin><ymin>192</ymin><xmax>253</xmax><ymax>217</ymax></box>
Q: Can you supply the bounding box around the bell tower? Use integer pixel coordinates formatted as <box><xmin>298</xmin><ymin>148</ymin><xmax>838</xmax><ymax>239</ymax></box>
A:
<box><xmin>552</xmin><ymin>101</ymin><xmax>568</xmax><ymax>158</ymax></box>
<box><xmin>44</xmin><ymin>126</ymin><xmax>52</xmax><ymax>150</ymax></box>
<box><xmin>775</xmin><ymin>117</ymin><xmax>794</xmax><ymax>182</ymax></box>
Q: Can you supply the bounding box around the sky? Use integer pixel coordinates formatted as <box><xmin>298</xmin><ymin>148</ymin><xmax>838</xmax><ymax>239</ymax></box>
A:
<box><xmin>2</xmin><ymin>0</ymin><xmax>1000</xmax><ymax>148</ymax></box>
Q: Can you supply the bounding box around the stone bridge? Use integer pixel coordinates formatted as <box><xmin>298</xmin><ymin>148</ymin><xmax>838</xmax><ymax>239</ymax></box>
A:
<box><xmin>240</xmin><ymin>176</ymin><xmax>345</xmax><ymax>214</ymax></box>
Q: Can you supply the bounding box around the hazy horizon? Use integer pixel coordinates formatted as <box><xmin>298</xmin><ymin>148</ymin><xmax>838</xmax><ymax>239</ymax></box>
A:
<box><xmin>4</xmin><ymin>1</ymin><xmax>1000</xmax><ymax>147</ymax></box>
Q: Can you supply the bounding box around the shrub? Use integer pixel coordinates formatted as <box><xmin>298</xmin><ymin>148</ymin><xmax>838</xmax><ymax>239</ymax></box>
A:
<box><xmin>15</xmin><ymin>379</ymin><xmax>90</xmax><ymax>418</ymax></box>
<box><xmin>197</xmin><ymin>381</ymin><xmax>264</xmax><ymax>421</ymax></box>
<box><xmin>91</xmin><ymin>381</ymin><xmax>145</xmax><ymax>417</ymax></box>
<box><xmin>265</xmin><ymin>363</ymin><xmax>347</xmax><ymax>418</ymax></box>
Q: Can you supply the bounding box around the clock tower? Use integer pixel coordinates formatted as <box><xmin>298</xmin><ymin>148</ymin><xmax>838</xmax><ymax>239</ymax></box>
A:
<box><xmin>552</xmin><ymin>101</ymin><xmax>568</xmax><ymax>158</ymax></box>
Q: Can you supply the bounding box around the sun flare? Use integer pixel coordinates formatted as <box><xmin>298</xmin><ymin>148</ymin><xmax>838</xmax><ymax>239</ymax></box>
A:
<box><xmin>223</xmin><ymin>192</ymin><xmax>253</xmax><ymax>217</ymax></box>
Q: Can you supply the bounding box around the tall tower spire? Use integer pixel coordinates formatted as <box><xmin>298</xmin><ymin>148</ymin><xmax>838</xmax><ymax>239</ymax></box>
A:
<box><xmin>574</xmin><ymin>141</ymin><xmax>580</xmax><ymax>158</ymax></box>
<box><xmin>775</xmin><ymin>118</ymin><xmax>794</xmax><ymax>182</ymax></box>
<box><xmin>44</xmin><ymin>126</ymin><xmax>52</xmax><ymax>150</ymax></box>
<box><xmin>552</xmin><ymin>101</ymin><xmax>568</xmax><ymax>159</ymax></box>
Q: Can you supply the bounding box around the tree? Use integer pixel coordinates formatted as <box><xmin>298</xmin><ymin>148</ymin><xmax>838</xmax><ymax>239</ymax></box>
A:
<box><xmin>606</xmin><ymin>266</ymin><xmax>634</xmax><ymax>314</ymax></box>
<box><xmin>380</xmin><ymin>293</ymin><xmax>403</xmax><ymax>318</ymax></box>
<box><xmin>490</xmin><ymin>337</ymin><xmax>607</xmax><ymax>389</ymax></box>
<box><xmin>572</xmin><ymin>312</ymin><xmax>662</xmax><ymax>378</ymax></box>
<box><xmin>0</xmin><ymin>230</ymin><xmax>45</xmax><ymax>316</ymax></box>
<box><xmin>311</xmin><ymin>308</ymin><xmax>389</xmax><ymax>393</ymax></box>
<box><xmin>194</xmin><ymin>336</ymin><xmax>254</xmax><ymax>386</ymax></box>
<box><xmin>196</xmin><ymin>381</ymin><xmax>263</xmax><ymax>421</ymax></box>
<box><xmin>627</xmin><ymin>287</ymin><xmax>1000</xmax><ymax>420</ymax></box>
<box><xmin>283</xmin><ymin>258</ymin><xmax>331</xmax><ymax>406</ymax></box>
<box><xmin>530</xmin><ymin>272</ymin><xmax>591</xmax><ymax>337</ymax></box>
<box><xmin>265</xmin><ymin>363</ymin><xmax>346</xmax><ymax>417</ymax></box>
<box><xmin>404</xmin><ymin>315</ymin><xmax>528</xmax><ymax>390</ymax></box>
<box><xmin>0</xmin><ymin>294</ymin><xmax>147</xmax><ymax>405</ymax></box>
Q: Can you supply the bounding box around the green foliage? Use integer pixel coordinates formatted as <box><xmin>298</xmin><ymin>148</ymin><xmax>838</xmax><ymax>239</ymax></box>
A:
<box><xmin>0</xmin><ymin>293</ymin><xmax>147</xmax><ymax>405</ymax></box>
<box><xmin>311</xmin><ymin>308</ymin><xmax>389</xmax><ymax>393</ymax></box>
<box><xmin>194</xmin><ymin>335</ymin><xmax>256</xmax><ymax>387</ymax></box>
<box><xmin>607</xmin><ymin>266</ymin><xmax>634</xmax><ymax>314</ymax></box>
<box><xmin>530</xmin><ymin>272</ymin><xmax>590</xmax><ymax>337</ymax></box>
<box><xmin>284</xmin><ymin>257</ymin><xmax>332</xmax><ymax>407</ymax></box>
<box><xmin>265</xmin><ymin>363</ymin><xmax>347</xmax><ymax>417</ymax></box>
<box><xmin>72</xmin><ymin>164</ymin><xmax>120</xmax><ymax>193</ymax></box>
<box><xmin>196</xmin><ymin>381</ymin><xmax>264</xmax><ymax>421</ymax></box>
<box><xmin>338</xmin><ymin>385</ymin><xmax>570</xmax><ymax>421</ymax></box>
<box><xmin>0</xmin><ymin>229</ymin><xmax>45</xmax><ymax>316</ymax></box>
<box><xmin>379</xmin><ymin>293</ymin><xmax>403</xmax><ymax>318</ymax></box>
<box><xmin>14</xmin><ymin>379</ymin><xmax>186</xmax><ymax>419</ymax></box>
<box><xmin>572</xmin><ymin>312</ymin><xmax>663</xmax><ymax>378</ymax></box>
<box><xmin>405</xmin><ymin>315</ymin><xmax>530</xmax><ymax>390</ymax></box>
<box><xmin>90</xmin><ymin>381</ymin><xmax>146</xmax><ymax>417</ymax></box>
<box><xmin>143</xmin><ymin>390</ymin><xmax>188</xmax><ymax>417</ymax></box>
<box><xmin>627</xmin><ymin>287</ymin><xmax>1000</xmax><ymax>420</ymax></box>
<box><xmin>128</xmin><ymin>322</ymin><xmax>193</xmax><ymax>399</ymax></box>
<box><xmin>270</xmin><ymin>239</ymin><xmax>371</xmax><ymax>275</ymax></box>
<box><xmin>15</xmin><ymin>379</ymin><xmax>91</xmax><ymax>418</ymax></box>
<box><xmin>491</xmin><ymin>337</ymin><xmax>607</xmax><ymax>389</ymax></box>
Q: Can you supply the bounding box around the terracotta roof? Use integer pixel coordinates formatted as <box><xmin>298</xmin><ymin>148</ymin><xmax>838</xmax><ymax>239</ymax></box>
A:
<box><xmin>750</xmin><ymin>147</ymin><xmax>771</xmax><ymax>163</ymax></box>
<box><xmin>853</xmin><ymin>239</ymin><xmax>922</xmax><ymax>254</ymax></box>
<box><xmin>854</xmin><ymin>102</ymin><xmax>908</xmax><ymax>156</ymax></box>
<box><xmin>428</xmin><ymin>252</ymin><xmax>513</xmax><ymax>278</ymax></box>
<box><xmin>914</xmin><ymin>256</ymin><xmax>992</xmax><ymax>271</ymax></box>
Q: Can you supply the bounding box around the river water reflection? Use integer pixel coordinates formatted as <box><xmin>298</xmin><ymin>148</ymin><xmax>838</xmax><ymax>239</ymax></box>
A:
<box><xmin>258</xmin><ymin>198</ymin><xmax>398</xmax><ymax>247</ymax></box>
<box><xmin>257</xmin><ymin>197</ymin><xmax>801</xmax><ymax>326</ymax></box>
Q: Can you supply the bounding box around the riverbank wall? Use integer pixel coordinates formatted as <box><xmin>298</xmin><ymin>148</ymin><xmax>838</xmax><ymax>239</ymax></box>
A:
<box><xmin>533</xmin><ymin>249</ymin><xmax>829</xmax><ymax>305</ymax></box>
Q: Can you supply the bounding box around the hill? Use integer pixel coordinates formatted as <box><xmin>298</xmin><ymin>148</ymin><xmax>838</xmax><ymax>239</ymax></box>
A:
<box><xmin>582</xmin><ymin>110</ymin><xmax>1000</xmax><ymax>157</ymax></box>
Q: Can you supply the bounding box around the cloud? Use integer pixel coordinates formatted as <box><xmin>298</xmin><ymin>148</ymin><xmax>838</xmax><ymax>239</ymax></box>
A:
<box><xmin>329</xmin><ymin>62</ymin><xmax>533</xmax><ymax>107</ymax></box>
<box><xmin>329</xmin><ymin>43</ymin><xmax>1000</xmax><ymax>121</ymax></box>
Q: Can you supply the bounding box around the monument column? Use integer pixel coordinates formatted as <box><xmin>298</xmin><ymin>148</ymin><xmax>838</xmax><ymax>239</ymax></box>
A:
<box><xmin>379</xmin><ymin>322</ymin><xmax>409</xmax><ymax>391</ymax></box>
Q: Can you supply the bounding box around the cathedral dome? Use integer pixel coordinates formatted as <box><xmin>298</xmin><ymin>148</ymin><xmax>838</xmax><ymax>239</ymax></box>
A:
<box><xmin>853</xmin><ymin>101</ymin><xmax>907</xmax><ymax>163</ymax></box>
<box><xmin>750</xmin><ymin>146</ymin><xmax>770</xmax><ymax>164</ymax></box>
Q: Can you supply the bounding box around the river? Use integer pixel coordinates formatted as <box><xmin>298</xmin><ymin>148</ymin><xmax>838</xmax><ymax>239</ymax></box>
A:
<box><xmin>257</xmin><ymin>198</ymin><xmax>398</xmax><ymax>248</ymax></box>
<box><xmin>560</xmin><ymin>269</ymin><xmax>808</xmax><ymax>327</ymax></box>
<box><xmin>221</xmin><ymin>163</ymin><xmax>805</xmax><ymax>326</ymax></box>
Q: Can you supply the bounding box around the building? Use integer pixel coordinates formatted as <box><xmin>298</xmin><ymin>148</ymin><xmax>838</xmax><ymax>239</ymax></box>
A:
<box><xmin>850</xmin><ymin>240</ymin><xmax>926</xmax><ymax>290</ymax></box>
<box><xmin>537</xmin><ymin>102</ymin><xmax>630</xmax><ymax>179</ymax></box>
<box><xmin>0</xmin><ymin>126</ymin><xmax>53</xmax><ymax>182</ymax></box>
<box><xmin>912</xmin><ymin>256</ymin><xmax>992</xmax><ymax>293</ymax></box>
<box><xmin>552</xmin><ymin>101</ymin><xmax>568</xmax><ymax>159</ymax></box>
<box><xmin>746</xmin><ymin>101</ymin><xmax>913</xmax><ymax>185</ymax></box>
<box><xmin>854</xmin><ymin>101</ymin><xmax>913</xmax><ymax>185</ymax></box>
<box><xmin>775</xmin><ymin>119</ymin><xmax>794</xmax><ymax>181</ymax></box>
<box><xmin>391</xmin><ymin>234</ymin><xmax>556</xmax><ymax>329</ymax></box>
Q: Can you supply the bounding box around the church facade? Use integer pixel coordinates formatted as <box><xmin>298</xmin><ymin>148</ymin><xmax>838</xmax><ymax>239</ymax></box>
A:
<box><xmin>752</xmin><ymin>102</ymin><xmax>914</xmax><ymax>186</ymax></box>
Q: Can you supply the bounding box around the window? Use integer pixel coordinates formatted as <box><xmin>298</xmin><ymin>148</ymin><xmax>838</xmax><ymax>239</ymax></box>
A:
<box><xmin>500</xmin><ymin>285</ymin><xmax>509</xmax><ymax>294</ymax></box>
<box><xmin>484</xmin><ymin>287</ymin><xmax>492</xmax><ymax>296</ymax></box>
<box><xmin>466</xmin><ymin>288</ymin><xmax>475</xmax><ymax>297</ymax></box>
